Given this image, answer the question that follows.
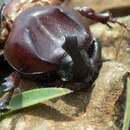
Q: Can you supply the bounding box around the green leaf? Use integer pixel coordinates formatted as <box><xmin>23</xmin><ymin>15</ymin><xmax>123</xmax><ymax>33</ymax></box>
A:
<box><xmin>9</xmin><ymin>88</ymin><xmax>72</xmax><ymax>112</ymax></box>
<box><xmin>122</xmin><ymin>77</ymin><xmax>130</xmax><ymax>130</ymax></box>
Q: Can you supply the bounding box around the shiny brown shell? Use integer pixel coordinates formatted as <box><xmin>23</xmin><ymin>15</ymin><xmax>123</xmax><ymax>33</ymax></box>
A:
<box><xmin>4</xmin><ymin>5</ymin><xmax>93</xmax><ymax>74</ymax></box>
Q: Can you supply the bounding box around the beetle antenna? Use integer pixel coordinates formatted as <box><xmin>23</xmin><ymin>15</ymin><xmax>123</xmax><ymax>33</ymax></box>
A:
<box><xmin>109</xmin><ymin>17</ymin><xmax>130</xmax><ymax>33</ymax></box>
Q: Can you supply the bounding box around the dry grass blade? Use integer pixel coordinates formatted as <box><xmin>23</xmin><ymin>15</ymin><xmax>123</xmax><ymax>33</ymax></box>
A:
<box><xmin>122</xmin><ymin>77</ymin><xmax>130</xmax><ymax>130</ymax></box>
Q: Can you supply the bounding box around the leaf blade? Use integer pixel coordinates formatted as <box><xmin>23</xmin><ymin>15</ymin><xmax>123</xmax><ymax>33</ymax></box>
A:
<box><xmin>9</xmin><ymin>88</ymin><xmax>72</xmax><ymax>111</ymax></box>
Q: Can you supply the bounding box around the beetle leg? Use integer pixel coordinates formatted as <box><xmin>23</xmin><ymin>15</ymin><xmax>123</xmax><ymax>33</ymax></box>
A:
<box><xmin>0</xmin><ymin>72</ymin><xmax>20</xmax><ymax>112</ymax></box>
<box><xmin>0</xmin><ymin>4</ymin><xmax>6</xmax><ymax>30</ymax></box>
<box><xmin>74</xmin><ymin>7</ymin><xmax>112</xmax><ymax>24</ymax></box>
<box><xmin>75</xmin><ymin>7</ymin><xmax>130</xmax><ymax>31</ymax></box>
<box><xmin>2</xmin><ymin>78</ymin><xmax>14</xmax><ymax>93</ymax></box>
<box><xmin>0</xmin><ymin>4</ymin><xmax>12</xmax><ymax>44</ymax></box>
<box><xmin>0</xmin><ymin>4</ymin><xmax>10</xmax><ymax>33</ymax></box>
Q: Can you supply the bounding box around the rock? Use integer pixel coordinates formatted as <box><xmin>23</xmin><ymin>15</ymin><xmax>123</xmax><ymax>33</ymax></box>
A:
<box><xmin>82</xmin><ymin>61</ymin><xmax>128</xmax><ymax>130</ymax></box>
<box><xmin>0</xmin><ymin>61</ymin><xmax>128</xmax><ymax>130</ymax></box>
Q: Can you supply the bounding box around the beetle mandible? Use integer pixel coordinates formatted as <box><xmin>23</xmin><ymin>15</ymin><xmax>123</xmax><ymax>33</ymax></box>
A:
<box><xmin>0</xmin><ymin>0</ymin><xmax>128</xmax><ymax>112</ymax></box>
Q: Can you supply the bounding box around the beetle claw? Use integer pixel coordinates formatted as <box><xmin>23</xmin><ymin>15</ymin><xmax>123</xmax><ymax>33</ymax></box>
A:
<box><xmin>2</xmin><ymin>86</ymin><xmax>13</xmax><ymax>93</ymax></box>
<box><xmin>0</xmin><ymin>72</ymin><xmax>20</xmax><ymax>113</ymax></box>
<box><xmin>0</xmin><ymin>101</ymin><xmax>10</xmax><ymax>113</ymax></box>
<box><xmin>2</xmin><ymin>78</ymin><xmax>14</xmax><ymax>92</ymax></box>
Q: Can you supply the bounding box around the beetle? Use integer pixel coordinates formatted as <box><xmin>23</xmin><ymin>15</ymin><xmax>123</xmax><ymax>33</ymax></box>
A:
<box><xmin>0</xmin><ymin>0</ymin><xmax>129</xmax><ymax>112</ymax></box>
